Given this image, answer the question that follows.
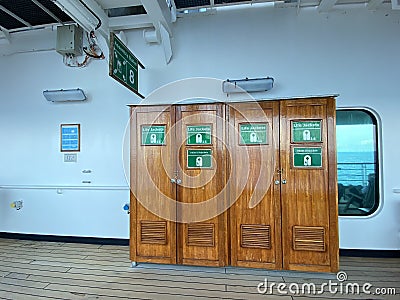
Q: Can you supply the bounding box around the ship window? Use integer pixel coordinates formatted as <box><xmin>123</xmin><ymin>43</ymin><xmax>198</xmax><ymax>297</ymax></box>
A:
<box><xmin>337</xmin><ymin>109</ymin><xmax>379</xmax><ymax>216</ymax></box>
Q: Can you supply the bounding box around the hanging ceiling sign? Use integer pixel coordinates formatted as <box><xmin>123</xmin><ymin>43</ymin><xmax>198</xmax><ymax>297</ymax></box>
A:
<box><xmin>109</xmin><ymin>32</ymin><xmax>145</xmax><ymax>99</ymax></box>
<box><xmin>292</xmin><ymin>120</ymin><xmax>322</xmax><ymax>142</ymax></box>
<box><xmin>186</xmin><ymin>125</ymin><xmax>212</xmax><ymax>145</ymax></box>
<box><xmin>239</xmin><ymin>123</ymin><xmax>268</xmax><ymax>145</ymax></box>
<box><xmin>293</xmin><ymin>147</ymin><xmax>322</xmax><ymax>168</ymax></box>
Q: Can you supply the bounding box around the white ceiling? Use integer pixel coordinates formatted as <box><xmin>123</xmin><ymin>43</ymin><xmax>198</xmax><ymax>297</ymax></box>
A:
<box><xmin>0</xmin><ymin>0</ymin><xmax>397</xmax><ymax>36</ymax></box>
<box><xmin>0</xmin><ymin>0</ymin><xmax>397</xmax><ymax>59</ymax></box>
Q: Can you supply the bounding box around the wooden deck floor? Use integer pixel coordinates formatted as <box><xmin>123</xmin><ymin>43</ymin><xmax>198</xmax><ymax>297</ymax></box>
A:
<box><xmin>0</xmin><ymin>238</ymin><xmax>398</xmax><ymax>299</ymax></box>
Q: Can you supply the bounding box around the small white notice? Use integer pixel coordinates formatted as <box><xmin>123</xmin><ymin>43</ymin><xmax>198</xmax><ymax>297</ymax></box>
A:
<box><xmin>64</xmin><ymin>153</ymin><xmax>77</xmax><ymax>162</ymax></box>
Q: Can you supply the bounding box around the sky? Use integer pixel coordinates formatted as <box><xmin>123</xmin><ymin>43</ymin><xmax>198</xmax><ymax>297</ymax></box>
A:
<box><xmin>336</xmin><ymin>124</ymin><xmax>375</xmax><ymax>153</ymax></box>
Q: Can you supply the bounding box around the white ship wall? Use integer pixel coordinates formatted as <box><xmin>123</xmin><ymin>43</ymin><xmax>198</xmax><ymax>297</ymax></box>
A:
<box><xmin>0</xmin><ymin>6</ymin><xmax>399</xmax><ymax>249</ymax></box>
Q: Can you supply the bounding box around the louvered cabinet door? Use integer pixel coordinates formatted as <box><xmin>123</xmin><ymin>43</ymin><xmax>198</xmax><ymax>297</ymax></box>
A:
<box><xmin>280</xmin><ymin>98</ymin><xmax>339</xmax><ymax>272</ymax></box>
<box><xmin>228</xmin><ymin>101</ymin><xmax>282</xmax><ymax>269</ymax></box>
<box><xmin>130</xmin><ymin>105</ymin><xmax>177</xmax><ymax>264</ymax></box>
<box><xmin>176</xmin><ymin>104</ymin><xmax>228</xmax><ymax>267</ymax></box>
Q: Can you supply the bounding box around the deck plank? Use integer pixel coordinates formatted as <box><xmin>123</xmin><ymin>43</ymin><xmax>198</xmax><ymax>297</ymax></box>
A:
<box><xmin>0</xmin><ymin>263</ymin><xmax>277</xmax><ymax>288</ymax></box>
<box><xmin>45</xmin><ymin>282</ymin><xmax>290</xmax><ymax>300</ymax></box>
<box><xmin>0</xmin><ymin>238</ymin><xmax>398</xmax><ymax>299</ymax></box>
<box><xmin>0</xmin><ymin>282</ymin><xmax>99</xmax><ymax>299</ymax></box>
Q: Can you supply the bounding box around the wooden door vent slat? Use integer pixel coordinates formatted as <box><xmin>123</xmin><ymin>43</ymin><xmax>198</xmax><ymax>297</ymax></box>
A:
<box><xmin>241</xmin><ymin>224</ymin><xmax>271</xmax><ymax>249</ymax></box>
<box><xmin>293</xmin><ymin>226</ymin><xmax>325</xmax><ymax>252</ymax></box>
<box><xmin>187</xmin><ymin>223</ymin><xmax>215</xmax><ymax>247</ymax></box>
<box><xmin>140</xmin><ymin>221</ymin><xmax>167</xmax><ymax>245</ymax></box>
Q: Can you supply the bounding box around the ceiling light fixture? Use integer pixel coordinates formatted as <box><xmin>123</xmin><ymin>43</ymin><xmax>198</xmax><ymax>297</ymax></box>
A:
<box><xmin>222</xmin><ymin>77</ymin><xmax>274</xmax><ymax>94</ymax></box>
<box><xmin>43</xmin><ymin>88</ymin><xmax>87</xmax><ymax>102</ymax></box>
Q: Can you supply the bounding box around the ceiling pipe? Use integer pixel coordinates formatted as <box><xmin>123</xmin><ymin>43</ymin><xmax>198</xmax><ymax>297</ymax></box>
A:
<box><xmin>0</xmin><ymin>4</ymin><xmax>32</xmax><ymax>29</ymax></box>
<box><xmin>52</xmin><ymin>0</ymin><xmax>109</xmax><ymax>42</ymax></box>
<box><xmin>31</xmin><ymin>0</ymin><xmax>65</xmax><ymax>25</ymax></box>
<box><xmin>0</xmin><ymin>26</ymin><xmax>11</xmax><ymax>44</ymax></box>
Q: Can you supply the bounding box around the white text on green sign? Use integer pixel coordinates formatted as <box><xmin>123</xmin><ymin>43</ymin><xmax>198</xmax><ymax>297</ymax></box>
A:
<box><xmin>292</xmin><ymin>121</ymin><xmax>322</xmax><ymax>142</ymax></box>
<box><xmin>187</xmin><ymin>149</ymin><xmax>212</xmax><ymax>168</ymax></box>
<box><xmin>187</xmin><ymin>125</ymin><xmax>212</xmax><ymax>145</ymax></box>
<box><xmin>293</xmin><ymin>147</ymin><xmax>322</xmax><ymax>168</ymax></box>
<box><xmin>141</xmin><ymin>125</ymin><xmax>166</xmax><ymax>145</ymax></box>
<box><xmin>110</xmin><ymin>33</ymin><xmax>139</xmax><ymax>93</ymax></box>
<box><xmin>239</xmin><ymin>123</ymin><xmax>268</xmax><ymax>145</ymax></box>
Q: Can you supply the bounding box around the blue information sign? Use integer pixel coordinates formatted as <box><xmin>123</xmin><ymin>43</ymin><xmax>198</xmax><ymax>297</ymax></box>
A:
<box><xmin>61</xmin><ymin>124</ymin><xmax>80</xmax><ymax>152</ymax></box>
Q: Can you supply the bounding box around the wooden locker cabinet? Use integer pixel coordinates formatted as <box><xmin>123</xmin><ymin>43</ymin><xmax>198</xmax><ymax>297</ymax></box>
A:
<box><xmin>130</xmin><ymin>97</ymin><xmax>338</xmax><ymax>273</ymax></box>
<box><xmin>280</xmin><ymin>98</ymin><xmax>338</xmax><ymax>272</ymax></box>
<box><xmin>228</xmin><ymin>98</ymin><xmax>338</xmax><ymax>273</ymax></box>
<box><xmin>130</xmin><ymin>103</ymin><xmax>228</xmax><ymax>267</ymax></box>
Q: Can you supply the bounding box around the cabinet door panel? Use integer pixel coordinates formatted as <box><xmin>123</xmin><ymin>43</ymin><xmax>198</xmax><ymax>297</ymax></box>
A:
<box><xmin>280</xmin><ymin>98</ymin><xmax>338</xmax><ymax>272</ymax></box>
<box><xmin>228</xmin><ymin>101</ymin><xmax>282</xmax><ymax>269</ymax></box>
<box><xmin>176</xmin><ymin>104</ymin><xmax>228</xmax><ymax>267</ymax></box>
<box><xmin>130</xmin><ymin>106</ymin><xmax>177</xmax><ymax>264</ymax></box>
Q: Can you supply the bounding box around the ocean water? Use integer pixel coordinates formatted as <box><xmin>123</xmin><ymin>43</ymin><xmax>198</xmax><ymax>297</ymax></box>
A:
<box><xmin>337</xmin><ymin>152</ymin><xmax>375</xmax><ymax>187</ymax></box>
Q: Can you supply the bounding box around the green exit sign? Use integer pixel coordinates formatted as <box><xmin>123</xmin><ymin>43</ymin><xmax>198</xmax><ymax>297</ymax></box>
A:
<box><xmin>109</xmin><ymin>33</ymin><xmax>145</xmax><ymax>98</ymax></box>
<box><xmin>187</xmin><ymin>149</ymin><xmax>212</xmax><ymax>169</ymax></box>
<box><xmin>293</xmin><ymin>147</ymin><xmax>322</xmax><ymax>168</ymax></box>
<box><xmin>141</xmin><ymin>125</ymin><xmax>166</xmax><ymax>145</ymax></box>
<box><xmin>239</xmin><ymin>123</ymin><xmax>268</xmax><ymax>145</ymax></box>
<box><xmin>186</xmin><ymin>125</ymin><xmax>212</xmax><ymax>145</ymax></box>
<box><xmin>292</xmin><ymin>120</ymin><xmax>322</xmax><ymax>142</ymax></box>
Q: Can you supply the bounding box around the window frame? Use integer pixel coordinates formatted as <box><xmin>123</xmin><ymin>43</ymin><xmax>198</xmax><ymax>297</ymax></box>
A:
<box><xmin>336</xmin><ymin>107</ymin><xmax>382</xmax><ymax>218</ymax></box>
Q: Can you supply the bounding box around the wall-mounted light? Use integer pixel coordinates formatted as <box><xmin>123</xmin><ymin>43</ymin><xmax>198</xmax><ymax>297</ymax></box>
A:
<box><xmin>43</xmin><ymin>88</ymin><xmax>87</xmax><ymax>102</ymax></box>
<box><xmin>222</xmin><ymin>77</ymin><xmax>274</xmax><ymax>94</ymax></box>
